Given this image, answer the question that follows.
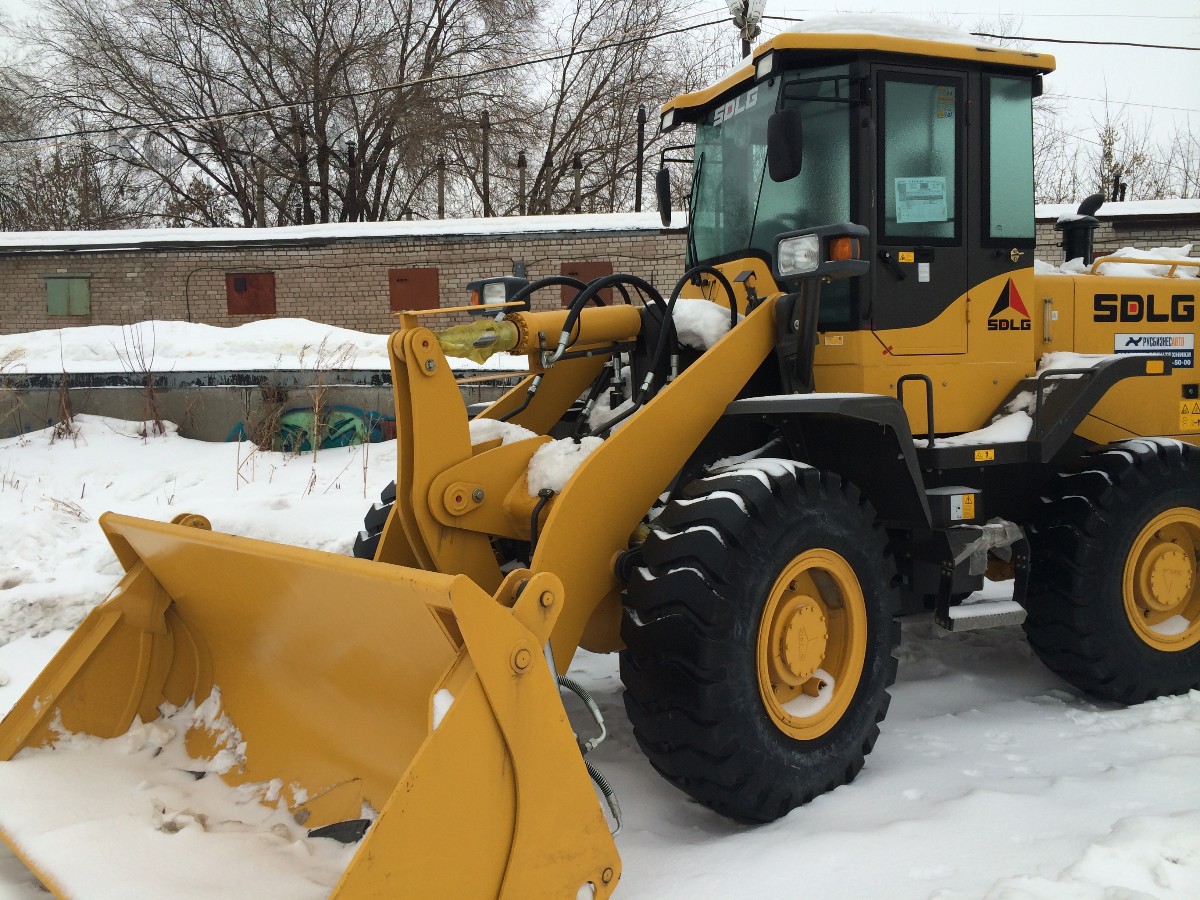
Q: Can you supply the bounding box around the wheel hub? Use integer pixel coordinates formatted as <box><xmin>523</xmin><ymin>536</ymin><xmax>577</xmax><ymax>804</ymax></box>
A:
<box><xmin>1124</xmin><ymin>508</ymin><xmax>1200</xmax><ymax>651</ymax></box>
<box><xmin>1140</xmin><ymin>544</ymin><xmax>1194</xmax><ymax>612</ymax></box>
<box><xmin>756</xmin><ymin>549</ymin><xmax>868</xmax><ymax>739</ymax></box>
<box><xmin>768</xmin><ymin>596</ymin><xmax>828</xmax><ymax>686</ymax></box>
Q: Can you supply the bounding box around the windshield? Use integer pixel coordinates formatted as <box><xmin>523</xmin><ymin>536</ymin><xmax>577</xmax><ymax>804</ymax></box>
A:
<box><xmin>691</xmin><ymin>66</ymin><xmax>853</xmax><ymax>265</ymax></box>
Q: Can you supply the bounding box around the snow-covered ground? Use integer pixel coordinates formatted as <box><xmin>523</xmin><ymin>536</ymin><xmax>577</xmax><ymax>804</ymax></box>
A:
<box><xmin>2</xmin><ymin>427</ymin><xmax>1190</xmax><ymax>897</ymax></box>
<box><xmin>0</xmin><ymin>317</ymin><xmax>526</xmax><ymax>375</ymax></box>
<box><xmin>1</xmin><ymin>415</ymin><xmax>1197</xmax><ymax>898</ymax></box>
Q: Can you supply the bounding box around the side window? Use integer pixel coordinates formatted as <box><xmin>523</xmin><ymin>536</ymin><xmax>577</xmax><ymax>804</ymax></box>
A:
<box><xmin>45</xmin><ymin>274</ymin><xmax>91</xmax><ymax>316</ymax></box>
<box><xmin>879</xmin><ymin>76</ymin><xmax>960</xmax><ymax>244</ymax></box>
<box><xmin>985</xmin><ymin>76</ymin><xmax>1035</xmax><ymax>241</ymax></box>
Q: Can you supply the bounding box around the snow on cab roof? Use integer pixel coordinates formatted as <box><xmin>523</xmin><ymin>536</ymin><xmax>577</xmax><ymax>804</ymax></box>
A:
<box><xmin>666</xmin><ymin>14</ymin><xmax>1054</xmax><ymax>117</ymax></box>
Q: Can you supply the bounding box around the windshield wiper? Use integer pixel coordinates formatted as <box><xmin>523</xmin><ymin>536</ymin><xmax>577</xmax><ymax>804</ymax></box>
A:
<box><xmin>686</xmin><ymin>151</ymin><xmax>704</xmax><ymax>272</ymax></box>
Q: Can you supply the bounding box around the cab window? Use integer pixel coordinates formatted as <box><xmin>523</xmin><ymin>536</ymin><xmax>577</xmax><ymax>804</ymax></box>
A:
<box><xmin>878</xmin><ymin>75</ymin><xmax>961</xmax><ymax>244</ymax></box>
<box><xmin>985</xmin><ymin>75</ymin><xmax>1035</xmax><ymax>242</ymax></box>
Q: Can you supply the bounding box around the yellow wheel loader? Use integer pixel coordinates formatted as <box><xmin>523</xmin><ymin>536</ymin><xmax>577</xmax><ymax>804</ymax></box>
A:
<box><xmin>3</xmin><ymin>20</ymin><xmax>1199</xmax><ymax>897</ymax></box>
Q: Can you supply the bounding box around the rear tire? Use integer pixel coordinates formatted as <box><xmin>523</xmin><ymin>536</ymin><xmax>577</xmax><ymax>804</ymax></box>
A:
<box><xmin>352</xmin><ymin>481</ymin><xmax>396</xmax><ymax>560</ymax></box>
<box><xmin>620</xmin><ymin>460</ymin><xmax>900</xmax><ymax>822</ymax></box>
<box><xmin>1025</xmin><ymin>439</ymin><xmax>1200</xmax><ymax>702</ymax></box>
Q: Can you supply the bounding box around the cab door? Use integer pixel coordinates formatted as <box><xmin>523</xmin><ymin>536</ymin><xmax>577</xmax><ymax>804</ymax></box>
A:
<box><xmin>871</xmin><ymin>68</ymin><xmax>968</xmax><ymax>354</ymax></box>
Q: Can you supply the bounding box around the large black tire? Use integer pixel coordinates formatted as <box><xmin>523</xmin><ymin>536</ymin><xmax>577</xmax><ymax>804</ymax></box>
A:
<box><xmin>620</xmin><ymin>460</ymin><xmax>900</xmax><ymax>822</ymax></box>
<box><xmin>352</xmin><ymin>481</ymin><xmax>396</xmax><ymax>560</ymax></box>
<box><xmin>1025</xmin><ymin>438</ymin><xmax>1200</xmax><ymax>703</ymax></box>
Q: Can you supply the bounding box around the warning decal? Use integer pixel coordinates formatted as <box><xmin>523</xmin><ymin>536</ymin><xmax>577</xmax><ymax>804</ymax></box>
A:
<box><xmin>1182</xmin><ymin>401</ymin><xmax>1200</xmax><ymax>433</ymax></box>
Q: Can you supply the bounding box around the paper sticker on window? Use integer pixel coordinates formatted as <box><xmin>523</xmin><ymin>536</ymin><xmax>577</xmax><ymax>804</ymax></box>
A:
<box><xmin>935</xmin><ymin>86</ymin><xmax>955</xmax><ymax>119</ymax></box>
<box><xmin>895</xmin><ymin>177</ymin><xmax>948</xmax><ymax>224</ymax></box>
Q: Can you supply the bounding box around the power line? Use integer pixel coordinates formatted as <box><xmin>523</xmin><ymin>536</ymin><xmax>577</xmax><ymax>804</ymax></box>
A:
<box><xmin>0</xmin><ymin>16</ymin><xmax>729</xmax><ymax>151</ymax></box>
<box><xmin>759</xmin><ymin>17</ymin><xmax>1200</xmax><ymax>51</ymax></box>
<box><xmin>1056</xmin><ymin>95</ymin><xmax>1200</xmax><ymax>115</ymax></box>
<box><xmin>970</xmin><ymin>32</ymin><xmax>1199</xmax><ymax>51</ymax></box>
<box><xmin>4</xmin><ymin>12</ymin><xmax>1197</xmax><ymax>155</ymax></box>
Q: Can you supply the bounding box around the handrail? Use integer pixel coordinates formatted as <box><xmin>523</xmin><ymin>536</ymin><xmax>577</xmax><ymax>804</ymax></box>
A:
<box><xmin>1088</xmin><ymin>256</ymin><xmax>1200</xmax><ymax>278</ymax></box>
<box><xmin>897</xmin><ymin>374</ymin><xmax>935</xmax><ymax>446</ymax></box>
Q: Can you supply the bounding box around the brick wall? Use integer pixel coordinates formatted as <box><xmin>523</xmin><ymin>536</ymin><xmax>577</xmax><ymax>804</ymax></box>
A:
<box><xmin>0</xmin><ymin>223</ymin><xmax>687</xmax><ymax>336</ymax></box>
<box><xmin>1035</xmin><ymin>208</ymin><xmax>1200</xmax><ymax>265</ymax></box>
<box><xmin>3</xmin><ymin>206</ymin><xmax>1196</xmax><ymax>336</ymax></box>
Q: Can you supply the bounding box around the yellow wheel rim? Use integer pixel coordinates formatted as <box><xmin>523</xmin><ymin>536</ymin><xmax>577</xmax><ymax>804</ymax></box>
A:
<box><xmin>756</xmin><ymin>549</ymin><xmax>867</xmax><ymax>739</ymax></box>
<box><xmin>1123</xmin><ymin>507</ymin><xmax>1200</xmax><ymax>651</ymax></box>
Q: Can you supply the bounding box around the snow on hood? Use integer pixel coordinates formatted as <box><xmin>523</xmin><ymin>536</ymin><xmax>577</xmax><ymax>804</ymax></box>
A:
<box><xmin>1036</xmin><ymin>244</ymin><xmax>1197</xmax><ymax>278</ymax></box>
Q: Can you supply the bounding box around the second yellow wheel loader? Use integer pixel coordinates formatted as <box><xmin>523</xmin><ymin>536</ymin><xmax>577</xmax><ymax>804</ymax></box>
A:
<box><xmin>3</xmin><ymin>17</ymin><xmax>1199</xmax><ymax>897</ymax></box>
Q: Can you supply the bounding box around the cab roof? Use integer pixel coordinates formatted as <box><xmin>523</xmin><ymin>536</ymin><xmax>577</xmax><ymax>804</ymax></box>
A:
<box><xmin>664</xmin><ymin>16</ymin><xmax>1055</xmax><ymax>119</ymax></box>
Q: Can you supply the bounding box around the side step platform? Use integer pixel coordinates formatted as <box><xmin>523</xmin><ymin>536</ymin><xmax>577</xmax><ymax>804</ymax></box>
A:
<box><xmin>942</xmin><ymin>598</ymin><xmax>1026</xmax><ymax>632</ymax></box>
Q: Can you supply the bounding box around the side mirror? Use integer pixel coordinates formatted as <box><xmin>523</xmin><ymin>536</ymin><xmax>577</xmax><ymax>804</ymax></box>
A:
<box><xmin>655</xmin><ymin>167</ymin><xmax>672</xmax><ymax>227</ymax></box>
<box><xmin>767</xmin><ymin>108</ymin><xmax>804</xmax><ymax>182</ymax></box>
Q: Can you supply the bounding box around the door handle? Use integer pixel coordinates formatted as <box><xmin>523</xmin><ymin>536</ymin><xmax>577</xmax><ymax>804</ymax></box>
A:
<box><xmin>878</xmin><ymin>249</ymin><xmax>906</xmax><ymax>281</ymax></box>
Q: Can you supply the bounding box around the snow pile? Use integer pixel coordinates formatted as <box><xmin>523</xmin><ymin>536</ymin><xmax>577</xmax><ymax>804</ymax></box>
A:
<box><xmin>1090</xmin><ymin>244</ymin><xmax>1198</xmax><ymax>279</ymax></box>
<box><xmin>0</xmin><ymin>694</ymin><xmax>355</xmax><ymax>899</ymax></box>
<box><xmin>672</xmin><ymin>299</ymin><xmax>734</xmax><ymax>350</ymax></box>
<box><xmin>0</xmin><ymin>318</ymin><xmax>527</xmax><ymax>375</ymax></box>
<box><xmin>468</xmin><ymin>417</ymin><xmax>537</xmax><ymax>446</ymax></box>
<box><xmin>1037</xmin><ymin>199</ymin><xmax>1200</xmax><ymax>221</ymax></box>
<box><xmin>2</xmin><ymin>416</ymin><xmax>1200</xmax><ymax>897</ymax></box>
<box><xmin>0</xmin><ymin>211</ymin><xmax>685</xmax><ymax>254</ymax></box>
<box><xmin>1037</xmin><ymin>244</ymin><xmax>1198</xmax><ymax>277</ymax></box>
<box><xmin>526</xmin><ymin>436</ymin><xmax>602</xmax><ymax>494</ymax></box>
<box><xmin>0</xmin><ymin>413</ymin><xmax>397</xmax><ymax>646</ymax></box>
<box><xmin>925</xmin><ymin>411</ymin><xmax>1032</xmax><ymax>447</ymax></box>
<box><xmin>787</xmin><ymin>14</ymin><xmax>995</xmax><ymax>49</ymax></box>
<box><xmin>1038</xmin><ymin>352</ymin><xmax>1113</xmax><ymax>373</ymax></box>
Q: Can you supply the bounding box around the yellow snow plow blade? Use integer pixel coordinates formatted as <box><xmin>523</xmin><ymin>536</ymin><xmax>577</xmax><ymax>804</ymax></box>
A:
<box><xmin>0</xmin><ymin>511</ymin><xmax>620</xmax><ymax>898</ymax></box>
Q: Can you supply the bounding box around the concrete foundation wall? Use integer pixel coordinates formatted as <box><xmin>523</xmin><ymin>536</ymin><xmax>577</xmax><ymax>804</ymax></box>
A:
<box><xmin>1</xmin><ymin>376</ymin><xmax>513</xmax><ymax>443</ymax></box>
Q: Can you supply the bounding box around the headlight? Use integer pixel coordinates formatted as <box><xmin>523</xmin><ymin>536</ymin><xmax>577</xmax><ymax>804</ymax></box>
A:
<box><xmin>776</xmin><ymin>234</ymin><xmax>821</xmax><ymax>277</ymax></box>
<box><xmin>771</xmin><ymin>223</ymin><xmax>871</xmax><ymax>284</ymax></box>
<box><xmin>660</xmin><ymin>108</ymin><xmax>676</xmax><ymax>132</ymax></box>
<box><xmin>481</xmin><ymin>282</ymin><xmax>507</xmax><ymax>304</ymax></box>
<box><xmin>755</xmin><ymin>51</ymin><xmax>775</xmax><ymax>81</ymax></box>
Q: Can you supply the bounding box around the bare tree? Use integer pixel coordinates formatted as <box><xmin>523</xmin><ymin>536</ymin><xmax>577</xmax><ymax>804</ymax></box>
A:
<box><xmin>32</xmin><ymin>0</ymin><xmax>535</xmax><ymax>226</ymax></box>
<box><xmin>441</xmin><ymin>0</ymin><xmax>724</xmax><ymax>218</ymax></box>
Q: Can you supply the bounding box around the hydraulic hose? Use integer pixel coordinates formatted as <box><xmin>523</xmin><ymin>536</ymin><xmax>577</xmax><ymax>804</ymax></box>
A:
<box><xmin>589</xmin><ymin>264</ymin><xmax>737</xmax><ymax>439</ymax></box>
<box><xmin>547</xmin><ymin>274</ymin><xmax>666</xmax><ymax>366</ymax></box>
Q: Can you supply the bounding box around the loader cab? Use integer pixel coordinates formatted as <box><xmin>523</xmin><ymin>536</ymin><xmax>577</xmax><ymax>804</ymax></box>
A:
<box><xmin>663</xmin><ymin>26</ymin><xmax>1053</xmax><ymax>382</ymax></box>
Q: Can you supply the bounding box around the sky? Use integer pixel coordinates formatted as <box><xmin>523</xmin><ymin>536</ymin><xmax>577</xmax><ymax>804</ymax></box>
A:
<box><xmin>1</xmin><ymin>0</ymin><xmax>1197</xmax><ymax>175</ymax></box>
<box><xmin>700</xmin><ymin>0</ymin><xmax>1200</xmax><ymax>149</ymax></box>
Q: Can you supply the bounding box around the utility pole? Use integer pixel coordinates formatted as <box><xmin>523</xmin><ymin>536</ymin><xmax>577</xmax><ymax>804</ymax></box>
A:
<box><xmin>346</xmin><ymin>140</ymin><xmax>358</xmax><ymax>222</ymax></box>
<box><xmin>518</xmin><ymin>151</ymin><xmax>527</xmax><ymax>216</ymax></box>
<box><xmin>437</xmin><ymin>154</ymin><xmax>446</xmax><ymax>219</ymax></box>
<box><xmin>727</xmin><ymin>0</ymin><xmax>766</xmax><ymax>59</ymax></box>
<box><xmin>635</xmin><ymin>105</ymin><xmax>646</xmax><ymax>213</ymax></box>
<box><xmin>481</xmin><ymin>110</ymin><xmax>491</xmax><ymax>217</ymax></box>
